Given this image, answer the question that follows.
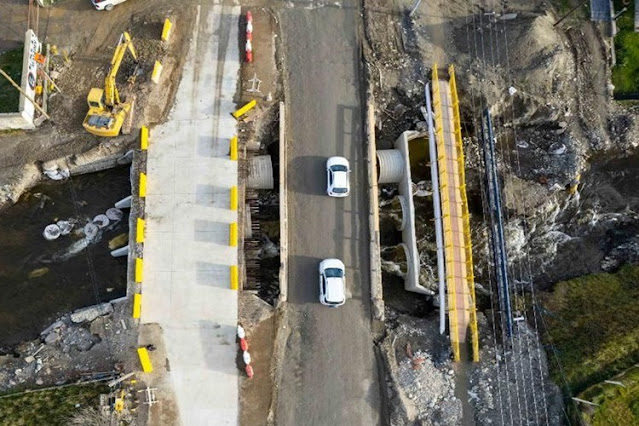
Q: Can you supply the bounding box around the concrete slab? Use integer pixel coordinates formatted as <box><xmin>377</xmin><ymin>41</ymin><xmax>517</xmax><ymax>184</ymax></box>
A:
<box><xmin>141</xmin><ymin>4</ymin><xmax>241</xmax><ymax>425</ymax></box>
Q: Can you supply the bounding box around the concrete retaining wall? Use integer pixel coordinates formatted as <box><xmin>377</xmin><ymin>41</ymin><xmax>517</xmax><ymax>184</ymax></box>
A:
<box><xmin>395</xmin><ymin>131</ymin><xmax>432</xmax><ymax>295</ymax></box>
<box><xmin>366</xmin><ymin>93</ymin><xmax>384</xmax><ymax>321</ymax></box>
<box><xmin>278</xmin><ymin>102</ymin><xmax>289</xmax><ymax>306</ymax></box>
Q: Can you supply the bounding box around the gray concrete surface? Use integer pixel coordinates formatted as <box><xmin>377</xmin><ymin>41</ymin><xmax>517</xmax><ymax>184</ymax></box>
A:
<box><xmin>140</xmin><ymin>4</ymin><xmax>240</xmax><ymax>425</ymax></box>
<box><xmin>275</xmin><ymin>2</ymin><xmax>382</xmax><ymax>424</ymax></box>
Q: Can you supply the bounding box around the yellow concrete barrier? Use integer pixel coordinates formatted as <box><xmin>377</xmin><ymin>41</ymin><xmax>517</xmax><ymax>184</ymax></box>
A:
<box><xmin>232</xmin><ymin>99</ymin><xmax>257</xmax><ymax>119</ymax></box>
<box><xmin>161</xmin><ymin>18</ymin><xmax>173</xmax><ymax>42</ymax></box>
<box><xmin>230</xmin><ymin>186</ymin><xmax>238</xmax><ymax>210</ymax></box>
<box><xmin>151</xmin><ymin>61</ymin><xmax>163</xmax><ymax>84</ymax></box>
<box><xmin>230</xmin><ymin>136</ymin><xmax>238</xmax><ymax>160</ymax></box>
<box><xmin>229</xmin><ymin>222</ymin><xmax>237</xmax><ymax>247</ymax></box>
<box><xmin>136</xmin><ymin>218</ymin><xmax>145</xmax><ymax>243</ymax></box>
<box><xmin>139</xmin><ymin>173</ymin><xmax>147</xmax><ymax>198</ymax></box>
<box><xmin>230</xmin><ymin>265</ymin><xmax>238</xmax><ymax>290</ymax></box>
<box><xmin>140</xmin><ymin>126</ymin><xmax>149</xmax><ymax>150</ymax></box>
<box><xmin>137</xmin><ymin>347</ymin><xmax>153</xmax><ymax>373</ymax></box>
<box><xmin>135</xmin><ymin>258</ymin><xmax>143</xmax><ymax>283</ymax></box>
<box><xmin>133</xmin><ymin>293</ymin><xmax>142</xmax><ymax>318</ymax></box>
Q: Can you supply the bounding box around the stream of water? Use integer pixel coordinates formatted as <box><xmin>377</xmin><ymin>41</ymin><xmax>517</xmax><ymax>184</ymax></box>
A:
<box><xmin>0</xmin><ymin>166</ymin><xmax>131</xmax><ymax>352</ymax></box>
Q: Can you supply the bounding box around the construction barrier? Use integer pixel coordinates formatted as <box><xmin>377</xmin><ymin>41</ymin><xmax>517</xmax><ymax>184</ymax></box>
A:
<box><xmin>237</xmin><ymin>326</ymin><xmax>253</xmax><ymax>378</ymax></box>
<box><xmin>139</xmin><ymin>173</ymin><xmax>147</xmax><ymax>198</ymax></box>
<box><xmin>136</xmin><ymin>218</ymin><xmax>145</xmax><ymax>243</ymax></box>
<box><xmin>230</xmin><ymin>265</ymin><xmax>239</xmax><ymax>290</ymax></box>
<box><xmin>161</xmin><ymin>18</ymin><xmax>173</xmax><ymax>42</ymax></box>
<box><xmin>246</xmin><ymin>12</ymin><xmax>253</xmax><ymax>40</ymax></box>
<box><xmin>232</xmin><ymin>100</ymin><xmax>257</xmax><ymax>119</ymax></box>
<box><xmin>137</xmin><ymin>347</ymin><xmax>153</xmax><ymax>373</ymax></box>
<box><xmin>135</xmin><ymin>258</ymin><xmax>143</xmax><ymax>283</ymax></box>
<box><xmin>229</xmin><ymin>222</ymin><xmax>238</xmax><ymax>247</ymax></box>
<box><xmin>245</xmin><ymin>11</ymin><xmax>253</xmax><ymax>62</ymax></box>
<box><xmin>140</xmin><ymin>126</ymin><xmax>149</xmax><ymax>150</ymax></box>
<box><xmin>133</xmin><ymin>293</ymin><xmax>142</xmax><ymax>319</ymax></box>
<box><xmin>230</xmin><ymin>186</ymin><xmax>238</xmax><ymax>210</ymax></box>
<box><xmin>230</xmin><ymin>136</ymin><xmax>238</xmax><ymax>160</ymax></box>
<box><xmin>151</xmin><ymin>61</ymin><xmax>163</xmax><ymax>84</ymax></box>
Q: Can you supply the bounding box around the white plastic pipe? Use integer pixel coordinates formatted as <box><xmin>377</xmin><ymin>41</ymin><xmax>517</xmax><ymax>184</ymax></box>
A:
<box><xmin>425</xmin><ymin>83</ymin><xmax>447</xmax><ymax>335</ymax></box>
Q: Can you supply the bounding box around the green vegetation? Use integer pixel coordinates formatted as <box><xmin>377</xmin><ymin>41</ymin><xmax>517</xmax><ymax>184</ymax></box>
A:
<box><xmin>0</xmin><ymin>383</ymin><xmax>108</xmax><ymax>426</ymax></box>
<box><xmin>0</xmin><ymin>47</ymin><xmax>23</xmax><ymax>113</ymax></box>
<box><xmin>612</xmin><ymin>1</ymin><xmax>639</xmax><ymax>95</ymax></box>
<box><xmin>579</xmin><ymin>365</ymin><xmax>639</xmax><ymax>425</ymax></box>
<box><xmin>541</xmin><ymin>265</ymin><xmax>639</xmax><ymax>420</ymax></box>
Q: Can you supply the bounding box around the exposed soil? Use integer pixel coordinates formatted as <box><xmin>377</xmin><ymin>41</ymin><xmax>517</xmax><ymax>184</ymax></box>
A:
<box><xmin>360</xmin><ymin>0</ymin><xmax>639</xmax><ymax>424</ymax></box>
<box><xmin>0</xmin><ymin>0</ymin><xmax>196</xmax><ymax>210</ymax></box>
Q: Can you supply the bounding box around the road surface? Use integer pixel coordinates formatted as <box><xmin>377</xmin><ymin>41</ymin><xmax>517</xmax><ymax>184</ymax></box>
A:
<box><xmin>276</xmin><ymin>1</ymin><xmax>382</xmax><ymax>425</ymax></box>
<box><xmin>141</xmin><ymin>4</ymin><xmax>240</xmax><ymax>425</ymax></box>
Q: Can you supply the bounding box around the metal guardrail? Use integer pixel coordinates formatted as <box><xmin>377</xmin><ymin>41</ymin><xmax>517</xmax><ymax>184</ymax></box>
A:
<box><xmin>431</xmin><ymin>65</ymin><xmax>460</xmax><ymax>361</ymax></box>
<box><xmin>449</xmin><ymin>65</ymin><xmax>479</xmax><ymax>362</ymax></box>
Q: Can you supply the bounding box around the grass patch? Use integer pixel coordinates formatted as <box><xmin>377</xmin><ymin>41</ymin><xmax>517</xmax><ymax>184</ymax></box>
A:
<box><xmin>0</xmin><ymin>383</ymin><xmax>108</xmax><ymax>426</ymax></box>
<box><xmin>542</xmin><ymin>265</ymin><xmax>639</xmax><ymax>393</ymax></box>
<box><xmin>578</xmin><ymin>365</ymin><xmax>639</xmax><ymax>425</ymax></box>
<box><xmin>0</xmin><ymin>47</ymin><xmax>23</xmax><ymax>113</ymax></box>
<box><xmin>612</xmin><ymin>1</ymin><xmax>639</xmax><ymax>95</ymax></box>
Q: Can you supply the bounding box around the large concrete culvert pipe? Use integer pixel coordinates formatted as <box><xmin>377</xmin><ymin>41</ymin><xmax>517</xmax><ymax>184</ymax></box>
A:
<box><xmin>376</xmin><ymin>149</ymin><xmax>404</xmax><ymax>184</ymax></box>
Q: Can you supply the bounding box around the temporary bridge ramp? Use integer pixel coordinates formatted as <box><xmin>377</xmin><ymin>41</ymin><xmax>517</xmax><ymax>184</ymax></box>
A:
<box><xmin>431</xmin><ymin>64</ymin><xmax>479</xmax><ymax>362</ymax></box>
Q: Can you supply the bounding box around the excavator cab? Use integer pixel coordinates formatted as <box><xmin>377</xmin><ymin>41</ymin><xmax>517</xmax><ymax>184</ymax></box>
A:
<box><xmin>87</xmin><ymin>88</ymin><xmax>105</xmax><ymax>110</ymax></box>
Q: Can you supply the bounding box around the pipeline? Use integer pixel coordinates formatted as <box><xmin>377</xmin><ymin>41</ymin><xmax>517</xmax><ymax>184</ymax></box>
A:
<box><xmin>424</xmin><ymin>84</ymin><xmax>447</xmax><ymax>335</ymax></box>
<box><xmin>480</xmin><ymin>109</ymin><xmax>513</xmax><ymax>338</ymax></box>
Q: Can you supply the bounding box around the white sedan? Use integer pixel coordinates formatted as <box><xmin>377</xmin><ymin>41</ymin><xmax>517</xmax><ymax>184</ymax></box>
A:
<box><xmin>326</xmin><ymin>156</ymin><xmax>350</xmax><ymax>197</ymax></box>
<box><xmin>319</xmin><ymin>259</ymin><xmax>346</xmax><ymax>307</ymax></box>
<box><xmin>91</xmin><ymin>0</ymin><xmax>127</xmax><ymax>11</ymax></box>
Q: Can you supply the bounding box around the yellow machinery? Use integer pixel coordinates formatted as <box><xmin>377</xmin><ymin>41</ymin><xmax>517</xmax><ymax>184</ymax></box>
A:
<box><xmin>83</xmin><ymin>32</ymin><xmax>137</xmax><ymax>137</ymax></box>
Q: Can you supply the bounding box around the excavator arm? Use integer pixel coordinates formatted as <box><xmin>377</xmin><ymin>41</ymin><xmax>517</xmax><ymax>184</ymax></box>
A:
<box><xmin>103</xmin><ymin>31</ymin><xmax>137</xmax><ymax>107</ymax></box>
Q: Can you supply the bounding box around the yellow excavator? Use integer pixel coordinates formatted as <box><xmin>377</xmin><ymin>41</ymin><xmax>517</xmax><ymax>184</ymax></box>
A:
<box><xmin>83</xmin><ymin>32</ymin><xmax>137</xmax><ymax>137</ymax></box>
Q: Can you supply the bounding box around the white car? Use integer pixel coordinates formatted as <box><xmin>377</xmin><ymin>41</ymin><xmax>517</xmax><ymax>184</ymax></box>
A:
<box><xmin>91</xmin><ymin>0</ymin><xmax>127</xmax><ymax>11</ymax></box>
<box><xmin>319</xmin><ymin>259</ymin><xmax>346</xmax><ymax>307</ymax></box>
<box><xmin>326</xmin><ymin>156</ymin><xmax>350</xmax><ymax>197</ymax></box>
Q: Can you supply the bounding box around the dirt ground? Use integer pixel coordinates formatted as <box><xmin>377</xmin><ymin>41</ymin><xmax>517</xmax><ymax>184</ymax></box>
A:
<box><xmin>0</xmin><ymin>0</ymin><xmax>196</xmax><ymax>209</ymax></box>
<box><xmin>362</xmin><ymin>0</ymin><xmax>639</xmax><ymax>424</ymax></box>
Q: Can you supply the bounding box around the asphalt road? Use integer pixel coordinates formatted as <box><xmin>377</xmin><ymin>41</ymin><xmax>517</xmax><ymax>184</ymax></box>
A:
<box><xmin>276</xmin><ymin>1</ymin><xmax>382</xmax><ymax>425</ymax></box>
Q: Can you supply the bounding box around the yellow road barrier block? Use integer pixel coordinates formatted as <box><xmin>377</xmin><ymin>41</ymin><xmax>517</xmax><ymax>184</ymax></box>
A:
<box><xmin>230</xmin><ymin>186</ymin><xmax>238</xmax><ymax>210</ymax></box>
<box><xmin>140</xmin><ymin>126</ymin><xmax>149</xmax><ymax>150</ymax></box>
<box><xmin>137</xmin><ymin>347</ymin><xmax>153</xmax><ymax>373</ymax></box>
<box><xmin>136</xmin><ymin>218</ymin><xmax>145</xmax><ymax>243</ymax></box>
<box><xmin>229</xmin><ymin>222</ymin><xmax>238</xmax><ymax>247</ymax></box>
<box><xmin>133</xmin><ymin>293</ymin><xmax>142</xmax><ymax>318</ymax></box>
<box><xmin>232</xmin><ymin>99</ymin><xmax>257</xmax><ymax>119</ymax></box>
<box><xmin>230</xmin><ymin>136</ymin><xmax>238</xmax><ymax>160</ymax></box>
<box><xmin>139</xmin><ymin>173</ymin><xmax>147</xmax><ymax>198</ymax></box>
<box><xmin>161</xmin><ymin>18</ymin><xmax>173</xmax><ymax>42</ymax></box>
<box><xmin>135</xmin><ymin>258</ymin><xmax>143</xmax><ymax>283</ymax></box>
<box><xmin>151</xmin><ymin>61</ymin><xmax>163</xmax><ymax>84</ymax></box>
<box><xmin>230</xmin><ymin>265</ymin><xmax>238</xmax><ymax>290</ymax></box>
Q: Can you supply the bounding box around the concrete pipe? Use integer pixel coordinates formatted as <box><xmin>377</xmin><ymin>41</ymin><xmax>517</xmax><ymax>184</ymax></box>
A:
<box><xmin>376</xmin><ymin>149</ymin><xmax>404</xmax><ymax>184</ymax></box>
